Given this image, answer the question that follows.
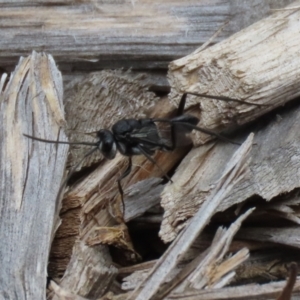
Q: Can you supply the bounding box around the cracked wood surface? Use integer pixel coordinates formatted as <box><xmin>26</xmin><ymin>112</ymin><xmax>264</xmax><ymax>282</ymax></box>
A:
<box><xmin>160</xmin><ymin>2</ymin><xmax>300</xmax><ymax>242</ymax></box>
<box><xmin>0</xmin><ymin>0</ymin><xmax>294</xmax><ymax>72</ymax></box>
<box><xmin>0</xmin><ymin>52</ymin><xmax>68</xmax><ymax>299</ymax></box>
<box><xmin>168</xmin><ymin>3</ymin><xmax>300</xmax><ymax>145</ymax></box>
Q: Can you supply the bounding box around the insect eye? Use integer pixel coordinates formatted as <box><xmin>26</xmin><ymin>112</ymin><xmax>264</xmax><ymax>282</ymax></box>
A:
<box><xmin>101</xmin><ymin>141</ymin><xmax>117</xmax><ymax>160</ymax></box>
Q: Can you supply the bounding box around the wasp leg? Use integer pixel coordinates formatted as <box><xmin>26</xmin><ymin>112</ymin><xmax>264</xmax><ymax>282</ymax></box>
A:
<box><xmin>137</xmin><ymin>145</ymin><xmax>173</xmax><ymax>183</ymax></box>
<box><xmin>117</xmin><ymin>157</ymin><xmax>132</xmax><ymax>216</ymax></box>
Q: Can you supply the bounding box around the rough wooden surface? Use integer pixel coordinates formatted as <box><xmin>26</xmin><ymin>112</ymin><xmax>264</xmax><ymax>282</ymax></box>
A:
<box><xmin>166</xmin><ymin>280</ymin><xmax>300</xmax><ymax>300</ymax></box>
<box><xmin>0</xmin><ymin>0</ymin><xmax>294</xmax><ymax>71</ymax></box>
<box><xmin>160</xmin><ymin>2</ymin><xmax>300</xmax><ymax>242</ymax></box>
<box><xmin>48</xmin><ymin>71</ymin><xmax>187</xmax><ymax>293</ymax></box>
<box><xmin>160</xmin><ymin>100</ymin><xmax>300</xmax><ymax>242</ymax></box>
<box><xmin>64</xmin><ymin>70</ymin><xmax>159</xmax><ymax>169</ymax></box>
<box><xmin>168</xmin><ymin>3</ymin><xmax>300</xmax><ymax>145</ymax></box>
<box><xmin>2</xmin><ymin>1</ymin><xmax>300</xmax><ymax>299</ymax></box>
<box><xmin>0</xmin><ymin>52</ymin><xmax>68</xmax><ymax>299</ymax></box>
<box><xmin>52</xmin><ymin>242</ymin><xmax>118</xmax><ymax>300</ymax></box>
<box><xmin>129</xmin><ymin>135</ymin><xmax>253</xmax><ymax>300</ymax></box>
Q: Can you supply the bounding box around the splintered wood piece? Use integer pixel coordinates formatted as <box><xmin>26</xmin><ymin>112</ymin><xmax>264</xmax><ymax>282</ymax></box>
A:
<box><xmin>234</xmin><ymin>248</ymin><xmax>300</xmax><ymax>285</ymax></box>
<box><xmin>145</xmin><ymin>210</ymin><xmax>253</xmax><ymax>299</ymax></box>
<box><xmin>0</xmin><ymin>52</ymin><xmax>68</xmax><ymax>299</ymax></box>
<box><xmin>50</xmin><ymin>281</ymin><xmax>88</xmax><ymax>300</ymax></box>
<box><xmin>86</xmin><ymin>224</ymin><xmax>140</xmax><ymax>261</ymax></box>
<box><xmin>0</xmin><ymin>1</ymin><xmax>293</xmax><ymax>71</ymax></box>
<box><xmin>236</xmin><ymin>227</ymin><xmax>300</xmax><ymax>249</ymax></box>
<box><xmin>160</xmin><ymin>101</ymin><xmax>300</xmax><ymax>242</ymax></box>
<box><xmin>128</xmin><ymin>134</ymin><xmax>253</xmax><ymax>300</ymax></box>
<box><xmin>122</xmin><ymin>177</ymin><xmax>164</xmax><ymax>222</ymax></box>
<box><xmin>168</xmin><ymin>2</ymin><xmax>300</xmax><ymax>144</ymax></box>
<box><xmin>52</xmin><ymin>241</ymin><xmax>118</xmax><ymax>300</ymax></box>
<box><xmin>166</xmin><ymin>280</ymin><xmax>300</xmax><ymax>300</ymax></box>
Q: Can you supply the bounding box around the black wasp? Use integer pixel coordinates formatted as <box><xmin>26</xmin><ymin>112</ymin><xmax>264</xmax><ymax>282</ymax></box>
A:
<box><xmin>24</xmin><ymin>92</ymin><xmax>263</xmax><ymax>214</ymax></box>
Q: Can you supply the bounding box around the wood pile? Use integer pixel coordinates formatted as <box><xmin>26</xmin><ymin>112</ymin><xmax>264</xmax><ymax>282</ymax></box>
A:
<box><xmin>1</xmin><ymin>1</ymin><xmax>300</xmax><ymax>299</ymax></box>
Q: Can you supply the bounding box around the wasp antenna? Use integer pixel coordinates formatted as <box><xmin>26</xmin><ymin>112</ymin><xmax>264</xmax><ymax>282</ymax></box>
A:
<box><xmin>185</xmin><ymin>92</ymin><xmax>268</xmax><ymax>107</ymax></box>
<box><xmin>23</xmin><ymin>133</ymin><xmax>97</xmax><ymax>147</ymax></box>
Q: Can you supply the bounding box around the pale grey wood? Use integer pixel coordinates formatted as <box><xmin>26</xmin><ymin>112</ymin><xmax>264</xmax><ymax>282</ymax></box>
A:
<box><xmin>165</xmin><ymin>280</ymin><xmax>300</xmax><ymax>300</ymax></box>
<box><xmin>123</xmin><ymin>177</ymin><xmax>164</xmax><ymax>222</ymax></box>
<box><xmin>0</xmin><ymin>52</ymin><xmax>68</xmax><ymax>299</ymax></box>
<box><xmin>160</xmin><ymin>101</ymin><xmax>300</xmax><ymax>242</ymax></box>
<box><xmin>160</xmin><ymin>2</ymin><xmax>300</xmax><ymax>242</ymax></box>
<box><xmin>52</xmin><ymin>242</ymin><xmax>118</xmax><ymax>300</ymax></box>
<box><xmin>130</xmin><ymin>135</ymin><xmax>253</xmax><ymax>300</ymax></box>
<box><xmin>0</xmin><ymin>0</ymin><xmax>294</xmax><ymax>71</ymax></box>
<box><xmin>168</xmin><ymin>1</ymin><xmax>300</xmax><ymax>145</ymax></box>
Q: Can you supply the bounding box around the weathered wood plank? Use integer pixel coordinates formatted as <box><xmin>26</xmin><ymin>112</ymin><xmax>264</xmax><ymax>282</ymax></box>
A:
<box><xmin>0</xmin><ymin>0</ymin><xmax>294</xmax><ymax>71</ymax></box>
<box><xmin>168</xmin><ymin>2</ymin><xmax>300</xmax><ymax>145</ymax></box>
<box><xmin>0</xmin><ymin>52</ymin><xmax>68</xmax><ymax>299</ymax></box>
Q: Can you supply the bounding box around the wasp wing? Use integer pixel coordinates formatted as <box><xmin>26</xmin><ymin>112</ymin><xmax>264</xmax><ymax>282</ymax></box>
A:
<box><xmin>128</xmin><ymin>120</ymin><xmax>194</xmax><ymax>151</ymax></box>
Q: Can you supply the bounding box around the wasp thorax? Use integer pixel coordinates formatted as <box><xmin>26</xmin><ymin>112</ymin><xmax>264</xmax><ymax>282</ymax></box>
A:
<box><xmin>97</xmin><ymin>129</ymin><xmax>117</xmax><ymax>159</ymax></box>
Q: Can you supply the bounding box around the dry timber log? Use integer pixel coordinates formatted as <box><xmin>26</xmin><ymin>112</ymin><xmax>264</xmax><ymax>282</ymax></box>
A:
<box><xmin>0</xmin><ymin>0</ymin><xmax>294</xmax><ymax>72</ymax></box>
<box><xmin>0</xmin><ymin>52</ymin><xmax>68</xmax><ymax>299</ymax></box>
<box><xmin>168</xmin><ymin>2</ymin><xmax>300</xmax><ymax>145</ymax></box>
<box><xmin>161</xmin><ymin>2</ymin><xmax>300</xmax><ymax>242</ymax></box>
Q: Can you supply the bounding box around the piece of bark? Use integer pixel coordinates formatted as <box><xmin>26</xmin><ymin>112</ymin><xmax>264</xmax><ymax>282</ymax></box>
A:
<box><xmin>0</xmin><ymin>1</ymin><xmax>293</xmax><ymax>72</ymax></box>
<box><xmin>160</xmin><ymin>99</ymin><xmax>300</xmax><ymax>242</ymax></box>
<box><xmin>168</xmin><ymin>1</ymin><xmax>300</xmax><ymax>145</ymax></box>
<box><xmin>129</xmin><ymin>134</ymin><xmax>253</xmax><ymax>300</ymax></box>
<box><xmin>0</xmin><ymin>52</ymin><xmax>68</xmax><ymax>299</ymax></box>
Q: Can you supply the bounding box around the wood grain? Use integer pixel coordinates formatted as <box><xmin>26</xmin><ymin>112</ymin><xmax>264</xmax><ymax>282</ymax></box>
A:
<box><xmin>0</xmin><ymin>52</ymin><xmax>68</xmax><ymax>299</ymax></box>
<box><xmin>168</xmin><ymin>3</ymin><xmax>300</xmax><ymax>145</ymax></box>
<box><xmin>161</xmin><ymin>2</ymin><xmax>300</xmax><ymax>242</ymax></box>
<box><xmin>0</xmin><ymin>0</ymin><xmax>294</xmax><ymax>71</ymax></box>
